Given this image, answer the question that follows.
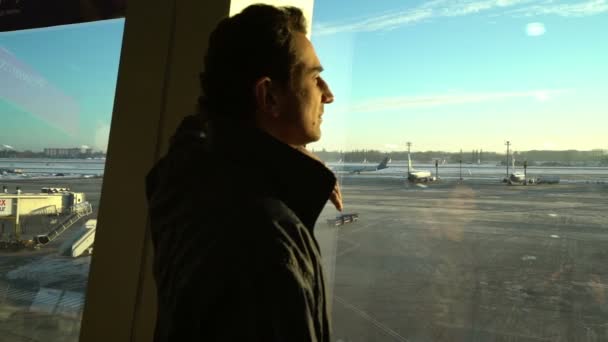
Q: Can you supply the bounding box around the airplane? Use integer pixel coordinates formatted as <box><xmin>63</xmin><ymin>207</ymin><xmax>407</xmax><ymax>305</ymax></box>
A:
<box><xmin>507</xmin><ymin>172</ymin><xmax>526</xmax><ymax>184</ymax></box>
<box><xmin>503</xmin><ymin>156</ymin><xmax>526</xmax><ymax>184</ymax></box>
<box><xmin>330</xmin><ymin>156</ymin><xmax>390</xmax><ymax>174</ymax></box>
<box><xmin>0</xmin><ymin>167</ymin><xmax>24</xmax><ymax>174</ymax></box>
<box><xmin>407</xmin><ymin>153</ymin><xmax>437</xmax><ymax>182</ymax></box>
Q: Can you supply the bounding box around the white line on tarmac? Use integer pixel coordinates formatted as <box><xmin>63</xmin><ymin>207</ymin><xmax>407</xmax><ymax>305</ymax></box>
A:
<box><xmin>334</xmin><ymin>295</ymin><xmax>410</xmax><ymax>342</ymax></box>
<box><xmin>434</xmin><ymin>321</ymin><xmax>553</xmax><ymax>341</ymax></box>
<box><xmin>571</xmin><ymin>281</ymin><xmax>608</xmax><ymax>289</ymax></box>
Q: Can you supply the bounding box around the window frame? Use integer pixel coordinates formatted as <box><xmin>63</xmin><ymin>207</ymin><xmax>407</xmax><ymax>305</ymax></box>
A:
<box><xmin>79</xmin><ymin>1</ymin><xmax>314</xmax><ymax>341</ymax></box>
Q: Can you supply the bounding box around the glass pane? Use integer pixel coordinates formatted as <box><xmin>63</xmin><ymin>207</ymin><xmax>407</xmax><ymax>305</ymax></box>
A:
<box><xmin>309</xmin><ymin>1</ymin><xmax>608</xmax><ymax>341</ymax></box>
<box><xmin>0</xmin><ymin>19</ymin><xmax>124</xmax><ymax>341</ymax></box>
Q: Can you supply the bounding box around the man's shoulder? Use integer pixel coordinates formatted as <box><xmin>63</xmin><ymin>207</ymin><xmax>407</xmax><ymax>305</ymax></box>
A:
<box><xmin>251</xmin><ymin>197</ymin><xmax>298</xmax><ymax>223</ymax></box>
<box><xmin>246</xmin><ymin>197</ymin><xmax>306</xmax><ymax>239</ymax></box>
<box><xmin>247</xmin><ymin>197</ymin><xmax>320</xmax><ymax>279</ymax></box>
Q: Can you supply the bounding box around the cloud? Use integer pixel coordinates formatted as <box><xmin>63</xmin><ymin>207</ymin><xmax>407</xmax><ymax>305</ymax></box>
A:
<box><xmin>94</xmin><ymin>123</ymin><xmax>111</xmax><ymax>152</ymax></box>
<box><xmin>526</xmin><ymin>22</ymin><xmax>546</xmax><ymax>36</ymax></box>
<box><xmin>313</xmin><ymin>0</ymin><xmax>530</xmax><ymax>36</ymax></box>
<box><xmin>313</xmin><ymin>0</ymin><xmax>607</xmax><ymax>36</ymax></box>
<box><xmin>439</xmin><ymin>0</ymin><xmax>527</xmax><ymax>17</ymax></box>
<box><xmin>313</xmin><ymin>8</ymin><xmax>434</xmax><ymax>36</ymax></box>
<box><xmin>348</xmin><ymin>89</ymin><xmax>568</xmax><ymax>113</ymax></box>
<box><xmin>510</xmin><ymin>0</ymin><xmax>608</xmax><ymax>17</ymax></box>
<box><xmin>533</xmin><ymin>90</ymin><xmax>551</xmax><ymax>101</ymax></box>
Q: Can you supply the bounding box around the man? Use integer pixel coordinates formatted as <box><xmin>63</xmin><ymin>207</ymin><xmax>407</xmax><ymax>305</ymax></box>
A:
<box><xmin>146</xmin><ymin>4</ymin><xmax>340</xmax><ymax>341</ymax></box>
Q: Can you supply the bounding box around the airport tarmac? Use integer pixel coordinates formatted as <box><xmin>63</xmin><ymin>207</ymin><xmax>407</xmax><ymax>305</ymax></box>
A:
<box><xmin>0</xmin><ymin>177</ymin><xmax>101</xmax><ymax>342</ymax></box>
<box><xmin>316</xmin><ymin>176</ymin><xmax>608</xmax><ymax>342</ymax></box>
<box><xmin>1</xmin><ymin>176</ymin><xmax>607</xmax><ymax>341</ymax></box>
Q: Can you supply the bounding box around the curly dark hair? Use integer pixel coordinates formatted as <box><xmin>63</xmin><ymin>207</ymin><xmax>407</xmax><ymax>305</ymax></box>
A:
<box><xmin>197</xmin><ymin>4</ymin><xmax>307</xmax><ymax>123</ymax></box>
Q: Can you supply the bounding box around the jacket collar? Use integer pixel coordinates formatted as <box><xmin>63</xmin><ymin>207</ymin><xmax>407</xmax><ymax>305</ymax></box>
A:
<box><xmin>205</xmin><ymin>118</ymin><xmax>337</xmax><ymax>232</ymax></box>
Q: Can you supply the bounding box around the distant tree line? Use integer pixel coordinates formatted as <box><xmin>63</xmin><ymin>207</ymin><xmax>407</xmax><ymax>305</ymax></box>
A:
<box><xmin>311</xmin><ymin>149</ymin><xmax>608</xmax><ymax>166</ymax></box>
<box><xmin>0</xmin><ymin>150</ymin><xmax>106</xmax><ymax>159</ymax></box>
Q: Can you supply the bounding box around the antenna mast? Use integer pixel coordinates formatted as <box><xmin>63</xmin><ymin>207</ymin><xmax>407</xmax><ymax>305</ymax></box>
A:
<box><xmin>406</xmin><ymin>141</ymin><xmax>412</xmax><ymax>174</ymax></box>
<box><xmin>505</xmin><ymin>141</ymin><xmax>511</xmax><ymax>177</ymax></box>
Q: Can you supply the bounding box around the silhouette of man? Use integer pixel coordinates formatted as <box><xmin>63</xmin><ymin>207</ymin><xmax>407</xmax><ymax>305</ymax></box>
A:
<box><xmin>146</xmin><ymin>4</ymin><xmax>341</xmax><ymax>341</ymax></box>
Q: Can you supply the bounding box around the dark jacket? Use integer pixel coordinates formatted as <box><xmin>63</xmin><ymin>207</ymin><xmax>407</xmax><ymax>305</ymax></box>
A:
<box><xmin>145</xmin><ymin>115</ymin><xmax>336</xmax><ymax>341</ymax></box>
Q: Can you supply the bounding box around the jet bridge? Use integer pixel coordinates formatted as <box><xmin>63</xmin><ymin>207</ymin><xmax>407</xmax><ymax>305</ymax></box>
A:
<box><xmin>60</xmin><ymin>219</ymin><xmax>97</xmax><ymax>257</ymax></box>
<box><xmin>0</xmin><ymin>187</ymin><xmax>89</xmax><ymax>248</ymax></box>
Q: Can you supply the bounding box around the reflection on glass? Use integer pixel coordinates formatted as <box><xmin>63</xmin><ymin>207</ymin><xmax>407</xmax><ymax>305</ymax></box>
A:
<box><xmin>0</xmin><ymin>19</ymin><xmax>124</xmax><ymax>341</ymax></box>
<box><xmin>310</xmin><ymin>1</ymin><xmax>608</xmax><ymax>341</ymax></box>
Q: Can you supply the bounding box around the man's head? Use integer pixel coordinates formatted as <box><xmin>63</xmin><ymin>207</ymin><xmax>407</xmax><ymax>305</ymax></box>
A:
<box><xmin>199</xmin><ymin>4</ymin><xmax>334</xmax><ymax>146</ymax></box>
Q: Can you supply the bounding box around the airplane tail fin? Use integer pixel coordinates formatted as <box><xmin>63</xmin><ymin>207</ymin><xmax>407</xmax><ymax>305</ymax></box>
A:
<box><xmin>377</xmin><ymin>156</ymin><xmax>390</xmax><ymax>170</ymax></box>
<box><xmin>408</xmin><ymin>153</ymin><xmax>414</xmax><ymax>173</ymax></box>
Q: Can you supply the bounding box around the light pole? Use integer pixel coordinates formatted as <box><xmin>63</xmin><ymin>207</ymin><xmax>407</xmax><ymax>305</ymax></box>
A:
<box><xmin>459</xmin><ymin>149</ymin><xmax>463</xmax><ymax>181</ymax></box>
<box><xmin>435</xmin><ymin>159</ymin><xmax>439</xmax><ymax>180</ymax></box>
<box><xmin>505</xmin><ymin>141</ymin><xmax>511</xmax><ymax>178</ymax></box>
<box><xmin>15</xmin><ymin>187</ymin><xmax>21</xmax><ymax>241</ymax></box>
<box><xmin>406</xmin><ymin>141</ymin><xmax>412</xmax><ymax>174</ymax></box>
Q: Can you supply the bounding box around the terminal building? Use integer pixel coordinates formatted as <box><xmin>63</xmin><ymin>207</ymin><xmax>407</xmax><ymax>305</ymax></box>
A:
<box><xmin>0</xmin><ymin>186</ymin><xmax>91</xmax><ymax>246</ymax></box>
<box><xmin>43</xmin><ymin>147</ymin><xmax>93</xmax><ymax>158</ymax></box>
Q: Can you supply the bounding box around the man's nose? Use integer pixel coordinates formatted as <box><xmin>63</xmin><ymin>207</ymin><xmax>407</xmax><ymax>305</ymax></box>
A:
<box><xmin>322</xmin><ymin>84</ymin><xmax>334</xmax><ymax>104</ymax></box>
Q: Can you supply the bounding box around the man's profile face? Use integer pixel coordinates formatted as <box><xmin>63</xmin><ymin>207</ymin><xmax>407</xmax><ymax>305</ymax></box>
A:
<box><xmin>276</xmin><ymin>32</ymin><xmax>334</xmax><ymax>146</ymax></box>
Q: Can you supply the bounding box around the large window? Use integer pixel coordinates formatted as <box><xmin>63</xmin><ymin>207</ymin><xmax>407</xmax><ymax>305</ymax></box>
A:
<box><xmin>309</xmin><ymin>1</ymin><xmax>608</xmax><ymax>340</ymax></box>
<box><xmin>0</xmin><ymin>19</ymin><xmax>124</xmax><ymax>341</ymax></box>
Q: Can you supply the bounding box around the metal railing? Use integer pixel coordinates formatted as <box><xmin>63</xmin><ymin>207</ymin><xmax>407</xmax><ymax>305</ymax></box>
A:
<box><xmin>37</xmin><ymin>202</ymin><xmax>93</xmax><ymax>245</ymax></box>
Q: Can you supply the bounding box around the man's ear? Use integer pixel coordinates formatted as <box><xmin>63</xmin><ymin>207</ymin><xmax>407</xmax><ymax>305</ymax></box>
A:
<box><xmin>254</xmin><ymin>77</ymin><xmax>280</xmax><ymax>118</ymax></box>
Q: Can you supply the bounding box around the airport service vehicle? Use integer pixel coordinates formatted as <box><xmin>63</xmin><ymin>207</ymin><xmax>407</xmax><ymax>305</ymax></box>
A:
<box><xmin>331</xmin><ymin>156</ymin><xmax>390</xmax><ymax>174</ymax></box>
<box><xmin>0</xmin><ymin>168</ymin><xmax>24</xmax><ymax>174</ymax></box>
<box><xmin>327</xmin><ymin>213</ymin><xmax>359</xmax><ymax>226</ymax></box>
<box><xmin>407</xmin><ymin>153</ymin><xmax>437</xmax><ymax>183</ymax></box>
<box><xmin>536</xmin><ymin>175</ymin><xmax>560</xmax><ymax>184</ymax></box>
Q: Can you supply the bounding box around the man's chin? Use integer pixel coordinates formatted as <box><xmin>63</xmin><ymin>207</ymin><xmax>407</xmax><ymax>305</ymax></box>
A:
<box><xmin>296</xmin><ymin>130</ymin><xmax>321</xmax><ymax>146</ymax></box>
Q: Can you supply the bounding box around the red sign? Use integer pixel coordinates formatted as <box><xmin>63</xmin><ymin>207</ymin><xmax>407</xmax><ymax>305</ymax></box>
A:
<box><xmin>0</xmin><ymin>198</ymin><xmax>11</xmax><ymax>216</ymax></box>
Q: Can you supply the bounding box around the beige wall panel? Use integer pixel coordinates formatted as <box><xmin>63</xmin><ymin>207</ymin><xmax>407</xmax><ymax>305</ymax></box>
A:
<box><xmin>131</xmin><ymin>1</ymin><xmax>231</xmax><ymax>342</ymax></box>
<box><xmin>131</xmin><ymin>1</ymin><xmax>315</xmax><ymax>341</ymax></box>
<box><xmin>14</xmin><ymin>196</ymin><xmax>64</xmax><ymax>215</ymax></box>
<box><xmin>79</xmin><ymin>1</ymin><xmax>176</xmax><ymax>341</ymax></box>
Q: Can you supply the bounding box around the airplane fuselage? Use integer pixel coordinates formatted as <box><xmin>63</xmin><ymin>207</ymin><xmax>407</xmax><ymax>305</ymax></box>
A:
<box><xmin>505</xmin><ymin>172</ymin><xmax>526</xmax><ymax>184</ymax></box>
<box><xmin>330</xmin><ymin>156</ymin><xmax>390</xmax><ymax>174</ymax></box>
<box><xmin>407</xmin><ymin>153</ymin><xmax>437</xmax><ymax>182</ymax></box>
<box><xmin>408</xmin><ymin>171</ymin><xmax>436</xmax><ymax>182</ymax></box>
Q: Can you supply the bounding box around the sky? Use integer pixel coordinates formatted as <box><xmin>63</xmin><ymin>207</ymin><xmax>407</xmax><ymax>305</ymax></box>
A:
<box><xmin>0</xmin><ymin>1</ymin><xmax>606</xmax><ymax>153</ymax></box>
<box><xmin>308</xmin><ymin>0</ymin><xmax>608</xmax><ymax>152</ymax></box>
<box><xmin>0</xmin><ymin>19</ymin><xmax>124</xmax><ymax>152</ymax></box>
